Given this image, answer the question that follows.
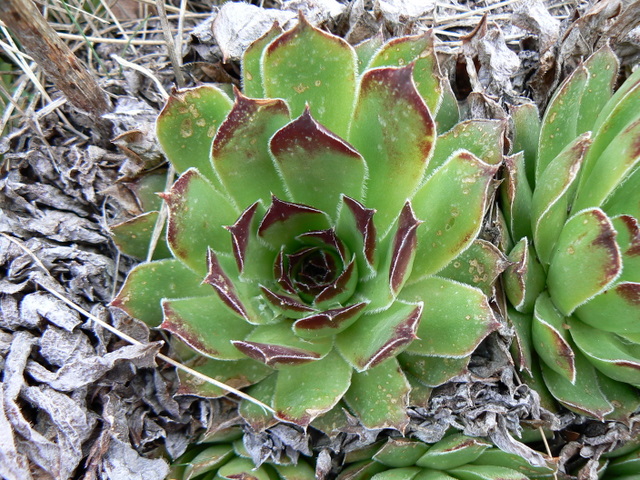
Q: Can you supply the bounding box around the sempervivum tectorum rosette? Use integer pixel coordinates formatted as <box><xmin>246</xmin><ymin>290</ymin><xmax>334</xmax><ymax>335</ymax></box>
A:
<box><xmin>501</xmin><ymin>45</ymin><xmax>640</xmax><ymax>420</ymax></box>
<box><xmin>112</xmin><ymin>15</ymin><xmax>505</xmax><ymax>431</ymax></box>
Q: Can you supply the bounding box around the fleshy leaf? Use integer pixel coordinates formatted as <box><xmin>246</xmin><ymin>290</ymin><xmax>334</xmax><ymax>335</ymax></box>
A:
<box><xmin>508</xmin><ymin>307</ymin><xmax>534</xmax><ymax>373</ymax></box>
<box><xmin>371</xmin><ymin>468</ymin><xmax>421</xmax><ymax>480</ymax></box>
<box><xmin>176</xmin><ymin>356</ymin><xmax>272</xmax><ymax>398</ymax></box>
<box><xmin>161</xmin><ymin>295</ymin><xmax>253</xmax><ymax>360</ymax></box>
<box><xmin>234</xmin><ymin>323</ymin><xmax>332</xmax><ymax>367</ymax></box>
<box><xmin>410</xmin><ymin>151</ymin><xmax>499</xmax><ymax>279</ymax></box>
<box><xmin>531</xmin><ymin>292</ymin><xmax>575</xmax><ymax>383</ymax></box>
<box><xmin>239</xmin><ymin>374</ymin><xmax>278</xmax><ymax>431</ymax></box>
<box><xmin>416</xmin><ymin>434</ymin><xmax>491</xmax><ymax>470</ymax></box>
<box><xmin>273</xmin><ymin>351</ymin><xmax>352</xmax><ymax>427</ymax></box>
<box><xmin>294</xmin><ymin>302</ymin><xmax>368</xmax><ymax>340</ymax></box>
<box><xmin>511</xmin><ymin>102</ymin><xmax>540</xmax><ymax>187</ymax></box>
<box><xmin>500</xmin><ymin>152</ymin><xmax>533</xmax><ymax>242</ymax></box>
<box><xmin>156</xmin><ymin>85</ymin><xmax>233</xmax><ymax>186</ymax></box>
<box><xmin>576</xmin><ymin>44</ymin><xmax>619</xmax><ymax>134</ymax></box>
<box><xmin>258</xmin><ymin>197</ymin><xmax>331</xmax><ymax>251</ymax></box>
<box><xmin>242</xmin><ymin>23</ymin><xmax>283</xmax><ymax>98</ymax></box>
<box><xmin>262</xmin><ymin>14</ymin><xmax>357</xmax><ymax>137</ymax></box>
<box><xmin>212</xmin><ymin>91</ymin><xmax>290</xmax><ymax>206</ymax></box>
<box><xmin>373</xmin><ymin>438</ymin><xmax>430</xmax><ymax>468</ymax></box>
<box><xmin>569</xmin><ymin>318</ymin><xmax>640</xmax><ymax>386</ymax></box>
<box><xmin>336</xmin><ymin>301</ymin><xmax>422</xmax><ymax>371</ymax></box>
<box><xmin>344</xmin><ymin>358</ymin><xmax>410</xmax><ymax>431</ymax></box>
<box><xmin>217</xmin><ymin>458</ymin><xmax>272</xmax><ymax>480</ymax></box>
<box><xmin>109</xmin><ymin>211</ymin><xmax>171</xmax><ymax>260</ymax></box>
<box><xmin>547</xmin><ymin>208</ymin><xmax>622</xmax><ymax>315</ymax></box>
<box><xmin>400</xmin><ymin>276</ymin><xmax>499</xmax><ymax>358</ymax></box>
<box><xmin>576</xmin><ymin>282</ymin><xmax>640</xmax><ymax>334</ymax></box>
<box><xmin>572</xmin><ymin>117</ymin><xmax>640</xmax><ymax>212</ymax></box>
<box><xmin>260</xmin><ymin>286</ymin><xmax>315</xmax><ymax>319</ymax></box>
<box><xmin>531</xmin><ymin>133</ymin><xmax>590</xmax><ymax>266</ymax></box>
<box><xmin>336</xmin><ymin>195</ymin><xmax>377</xmax><ymax>278</ymax></box>
<box><xmin>181</xmin><ymin>445</ymin><xmax>234</xmax><ymax>479</ymax></box>
<box><xmin>111</xmin><ymin>258</ymin><xmax>210</xmax><ymax>326</ymax></box>
<box><xmin>204</xmin><ymin>249</ymin><xmax>255</xmax><ymax>322</ymax></box>
<box><xmin>536</xmin><ymin>66</ymin><xmax>588</xmax><ymax>181</ymax></box>
<box><xmin>503</xmin><ymin>238</ymin><xmax>546</xmax><ymax>314</ymax></box>
<box><xmin>399</xmin><ymin>353</ymin><xmax>469</xmax><ymax>387</ymax></box>
<box><xmin>602</xmin><ymin>166</ymin><xmax>640</xmax><ymax>220</ymax></box>
<box><xmin>439</xmin><ymin>239</ymin><xmax>509</xmax><ymax>297</ymax></box>
<box><xmin>389</xmin><ymin>202</ymin><xmax>421</xmax><ymax>295</ymax></box>
<box><xmin>349</xmin><ymin>65</ymin><xmax>435</xmax><ymax>234</ymax></box>
<box><xmin>162</xmin><ymin>169</ymin><xmax>239</xmax><ymax>274</ymax></box>
<box><xmin>427</xmin><ymin>120</ymin><xmax>505</xmax><ymax>178</ymax></box>
<box><xmin>270</xmin><ymin>108</ymin><xmax>367</xmax><ymax>216</ymax></box>
<box><xmin>446</xmin><ymin>465</ymin><xmax>529</xmax><ymax>480</ymax></box>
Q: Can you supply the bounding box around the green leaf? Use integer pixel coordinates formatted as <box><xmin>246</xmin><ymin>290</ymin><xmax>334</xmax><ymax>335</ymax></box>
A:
<box><xmin>212</xmin><ymin>92</ymin><xmax>290</xmax><ymax>207</ymax></box>
<box><xmin>410</xmin><ymin>151</ymin><xmax>498</xmax><ymax>279</ymax></box>
<box><xmin>161</xmin><ymin>295</ymin><xmax>253</xmax><ymax>360</ymax></box>
<box><xmin>270</xmin><ymin>108</ymin><xmax>367</xmax><ymax>216</ymax></box>
<box><xmin>111</xmin><ymin>258</ymin><xmax>210</xmax><ymax>326</ymax></box>
<box><xmin>537</xmin><ymin>66</ymin><xmax>588</xmax><ymax>182</ymax></box>
<box><xmin>435</xmin><ymin>81</ymin><xmax>460</xmax><ymax>134</ymax></box>
<box><xmin>473</xmin><ymin>448</ymin><xmax>557</xmax><ymax>477</ymax></box>
<box><xmin>547</xmin><ymin>208</ymin><xmax>622</xmax><ymax>315</ymax></box>
<box><xmin>336</xmin><ymin>461</ymin><xmax>387</xmax><ymax>480</ymax></box>
<box><xmin>242</xmin><ymin>23</ymin><xmax>282</xmax><ymax>98</ymax></box>
<box><xmin>569</xmin><ymin>318</ymin><xmax>640</xmax><ymax>386</ymax></box>
<box><xmin>336</xmin><ymin>300</ymin><xmax>422</xmax><ymax>371</ymax></box>
<box><xmin>371</xmin><ymin>468</ymin><xmax>421</xmax><ymax>480</ymax></box>
<box><xmin>176</xmin><ymin>357</ymin><xmax>272</xmax><ymax>398</ymax></box>
<box><xmin>503</xmin><ymin>238</ymin><xmax>546</xmax><ymax>314</ymax></box>
<box><xmin>576</xmin><ymin>44</ymin><xmax>619</xmax><ymax>134</ymax></box>
<box><xmin>416</xmin><ymin>434</ymin><xmax>491</xmax><ymax>470</ymax></box>
<box><xmin>217</xmin><ymin>458</ymin><xmax>271</xmax><ymax>480</ymax></box>
<box><xmin>531</xmin><ymin>133</ymin><xmax>591</xmax><ymax>266</ymax></box>
<box><xmin>400</xmin><ymin>276</ymin><xmax>498</xmax><ymax>358</ymax></box>
<box><xmin>399</xmin><ymin>353</ymin><xmax>469</xmax><ymax>387</ymax></box>
<box><xmin>427</xmin><ymin>120</ymin><xmax>505</xmax><ymax>178</ymax></box>
<box><xmin>109</xmin><ymin>211</ymin><xmax>171</xmax><ymax>260</ymax></box>
<box><xmin>511</xmin><ymin>102</ymin><xmax>540</xmax><ymax>188</ymax></box>
<box><xmin>293</xmin><ymin>302</ymin><xmax>368</xmax><ymax>340</ymax></box>
<box><xmin>344</xmin><ymin>358</ymin><xmax>410</xmax><ymax>431</ymax></box>
<box><xmin>603</xmin><ymin>167</ymin><xmax>640</xmax><ymax>220</ymax></box>
<box><xmin>238</xmin><ymin>374</ymin><xmax>278</xmax><ymax>431</ymax></box>
<box><xmin>612</xmin><ymin>215</ymin><xmax>640</xmax><ymax>283</ymax></box>
<box><xmin>274</xmin><ymin>351</ymin><xmax>352</xmax><ymax>427</ymax></box>
<box><xmin>447</xmin><ymin>465</ymin><xmax>529</xmax><ymax>480</ymax></box>
<box><xmin>156</xmin><ymin>85</ymin><xmax>233</xmax><ymax>186</ymax></box>
<box><xmin>336</xmin><ymin>195</ymin><xmax>378</xmax><ymax>278</ymax></box>
<box><xmin>262</xmin><ymin>15</ymin><xmax>357</xmax><ymax>138</ymax></box>
<box><xmin>572</xmin><ymin>117</ymin><xmax>640</xmax><ymax>213</ymax></box>
<box><xmin>439</xmin><ymin>239</ymin><xmax>508</xmax><ymax>297</ymax></box>
<box><xmin>182</xmin><ymin>445</ymin><xmax>234</xmax><ymax>480</ymax></box>
<box><xmin>413</xmin><ymin>472</ymin><xmax>457</xmax><ymax>480</ymax></box>
<box><xmin>373</xmin><ymin>438</ymin><xmax>430</xmax><ymax>468</ymax></box>
<box><xmin>607</xmin><ymin>448</ymin><xmax>640</xmax><ymax>476</ymax></box>
<box><xmin>162</xmin><ymin>169</ymin><xmax>239</xmax><ymax>275</ymax></box>
<box><xmin>507</xmin><ymin>307</ymin><xmax>534</xmax><ymax>373</ymax></box>
<box><xmin>500</xmin><ymin>152</ymin><xmax>533</xmax><ymax>242</ymax></box>
<box><xmin>349</xmin><ymin>65</ymin><xmax>435</xmax><ymax>235</ymax></box>
<box><xmin>355</xmin><ymin>32</ymin><xmax>385</xmax><ymax>74</ymax></box>
<box><xmin>531</xmin><ymin>292</ymin><xmax>575</xmax><ymax>382</ymax></box>
<box><xmin>576</xmin><ymin>282</ymin><xmax>640</xmax><ymax>334</ymax></box>
<box><xmin>273</xmin><ymin>462</ymin><xmax>317</xmax><ymax>480</ymax></box>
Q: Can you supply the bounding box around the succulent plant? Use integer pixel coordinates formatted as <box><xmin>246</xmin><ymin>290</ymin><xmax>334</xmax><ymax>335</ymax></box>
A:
<box><xmin>337</xmin><ymin>433</ymin><xmax>557</xmax><ymax>479</ymax></box>
<box><xmin>598</xmin><ymin>439</ymin><xmax>640</xmax><ymax>479</ymax></box>
<box><xmin>501</xmin><ymin>45</ymin><xmax>640</xmax><ymax>420</ymax></box>
<box><xmin>112</xmin><ymin>15</ymin><xmax>507</xmax><ymax>430</ymax></box>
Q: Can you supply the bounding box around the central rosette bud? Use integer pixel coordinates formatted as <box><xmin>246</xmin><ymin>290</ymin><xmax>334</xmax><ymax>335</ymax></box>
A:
<box><xmin>288</xmin><ymin>247</ymin><xmax>340</xmax><ymax>298</ymax></box>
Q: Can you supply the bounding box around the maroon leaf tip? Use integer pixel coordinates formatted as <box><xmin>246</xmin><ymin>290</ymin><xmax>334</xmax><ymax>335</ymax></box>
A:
<box><xmin>389</xmin><ymin>202</ymin><xmax>422</xmax><ymax>294</ymax></box>
<box><xmin>232</xmin><ymin>341</ymin><xmax>320</xmax><ymax>367</ymax></box>
<box><xmin>342</xmin><ymin>195</ymin><xmax>377</xmax><ymax>265</ymax></box>
<box><xmin>225</xmin><ymin>202</ymin><xmax>260</xmax><ymax>272</ymax></box>
<box><xmin>258</xmin><ymin>196</ymin><xmax>325</xmax><ymax>237</ymax></box>
<box><xmin>259</xmin><ymin>286</ymin><xmax>315</xmax><ymax>313</ymax></box>
<box><xmin>204</xmin><ymin>248</ymin><xmax>249</xmax><ymax>320</ymax></box>
<box><xmin>294</xmin><ymin>302</ymin><xmax>367</xmax><ymax>331</ymax></box>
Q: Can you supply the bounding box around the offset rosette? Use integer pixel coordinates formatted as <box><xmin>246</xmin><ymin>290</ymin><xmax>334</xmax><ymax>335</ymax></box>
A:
<box><xmin>501</xmin><ymin>45</ymin><xmax>640</xmax><ymax>420</ymax></box>
<box><xmin>112</xmin><ymin>15</ymin><xmax>502</xmax><ymax>430</ymax></box>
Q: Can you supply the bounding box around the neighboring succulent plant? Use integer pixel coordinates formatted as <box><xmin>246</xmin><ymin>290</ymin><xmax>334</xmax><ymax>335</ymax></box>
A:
<box><xmin>112</xmin><ymin>15</ymin><xmax>506</xmax><ymax>430</ymax></box>
<box><xmin>501</xmin><ymin>45</ymin><xmax>640</xmax><ymax>420</ymax></box>
<box><xmin>598</xmin><ymin>440</ymin><xmax>640</xmax><ymax>479</ymax></box>
<box><xmin>337</xmin><ymin>433</ymin><xmax>558</xmax><ymax>480</ymax></box>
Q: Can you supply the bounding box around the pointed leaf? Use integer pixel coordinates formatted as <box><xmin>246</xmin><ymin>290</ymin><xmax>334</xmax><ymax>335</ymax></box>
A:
<box><xmin>217</xmin><ymin>458</ymin><xmax>272</xmax><ymax>480</ymax></box>
<box><xmin>547</xmin><ymin>208</ymin><xmax>622</xmax><ymax>315</ymax></box>
<box><xmin>111</xmin><ymin>258</ymin><xmax>210</xmax><ymax>326</ymax></box>
<box><xmin>373</xmin><ymin>438</ymin><xmax>430</xmax><ymax>468</ymax></box>
<box><xmin>336</xmin><ymin>195</ymin><xmax>378</xmax><ymax>279</ymax></box>
<box><xmin>508</xmin><ymin>307</ymin><xmax>534</xmax><ymax>373</ymax></box>
<box><xmin>503</xmin><ymin>238</ymin><xmax>546</xmax><ymax>314</ymax></box>
<box><xmin>576</xmin><ymin>282</ymin><xmax>640</xmax><ymax>334</ymax></box>
<box><xmin>258</xmin><ymin>197</ymin><xmax>331</xmax><ymax>250</ymax></box>
<box><xmin>576</xmin><ymin>44</ymin><xmax>619</xmax><ymax>134</ymax></box>
<box><xmin>439</xmin><ymin>239</ymin><xmax>509</xmax><ymax>297</ymax></box>
<box><xmin>602</xmin><ymin>165</ymin><xmax>640</xmax><ymax>220</ymax></box>
<box><xmin>410</xmin><ymin>151</ymin><xmax>499</xmax><ymax>279</ymax></box>
<box><xmin>573</xmin><ymin>117</ymin><xmax>640</xmax><ymax>212</ymax></box>
<box><xmin>371</xmin><ymin>468</ymin><xmax>421</xmax><ymax>480</ymax></box>
<box><xmin>537</xmin><ymin>66</ymin><xmax>588</xmax><ymax>181</ymax></box>
<box><xmin>238</xmin><ymin>374</ymin><xmax>278</xmax><ymax>431</ymax></box>
<box><xmin>234</xmin><ymin>323</ymin><xmax>332</xmax><ymax>368</ymax></box>
<box><xmin>162</xmin><ymin>169</ymin><xmax>239</xmax><ymax>274</ymax></box>
<box><xmin>242</xmin><ymin>23</ymin><xmax>283</xmax><ymax>98</ymax></box>
<box><xmin>500</xmin><ymin>152</ymin><xmax>533</xmax><ymax>242</ymax></box>
<box><xmin>613</xmin><ymin>215</ymin><xmax>640</xmax><ymax>283</ymax></box>
<box><xmin>511</xmin><ymin>102</ymin><xmax>540</xmax><ymax>188</ymax></box>
<box><xmin>182</xmin><ymin>445</ymin><xmax>234</xmax><ymax>480</ymax></box>
<box><xmin>274</xmin><ymin>351</ymin><xmax>352</xmax><ymax>427</ymax></box>
<box><xmin>109</xmin><ymin>211</ymin><xmax>171</xmax><ymax>260</ymax></box>
<box><xmin>349</xmin><ymin>65</ymin><xmax>435</xmax><ymax>234</ymax></box>
<box><xmin>260</xmin><ymin>286</ymin><xmax>315</xmax><ymax>319</ymax></box>
<box><xmin>337</xmin><ymin>461</ymin><xmax>387</xmax><ymax>480</ymax></box>
<box><xmin>161</xmin><ymin>295</ymin><xmax>253</xmax><ymax>360</ymax></box>
<box><xmin>569</xmin><ymin>317</ymin><xmax>640</xmax><ymax>386</ymax></box>
<box><xmin>400</xmin><ymin>276</ymin><xmax>499</xmax><ymax>358</ymax></box>
<box><xmin>344</xmin><ymin>358</ymin><xmax>410</xmax><ymax>431</ymax></box>
<box><xmin>531</xmin><ymin>133</ymin><xmax>590</xmax><ymax>265</ymax></box>
<box><xmin>447</xmin><ymin>466</ymin><xmax>529</xmax><ymax>480</ymax></box>
<box><xmin>262</xmin><ymin>14</ymin><xmax>357</xmax><ymax>137</ymax></box>
<box><xmin>389</xmin><ymin>202</ymin><xmax>421</xmax><ymax>295</ymax></box>
<box><xmin>272</xmin><ymin>462</ymin><xmax>317</xmax><ymax>480</ymax></box>
<box><xmin>270</xmin><ymin>108</ymin><xmax>367</xmax><ymax>216</ymax></box>
<box><xmin>157</xmin><ymin>85</ymin><xmax>233</xmax><ymax>186</ymax></box>
<box><xmin>427</xmin><ymin>120</ymin><xmax>505</xmax><ymax>178</ymax></box>
<box><xmin>336</xmin><ymin>301</ymin><xmax>422</xmax><ymax>371</ymax></box>
<box><xmin>435</xmin><ymin>81</ymin><xmax>460</xmax><ymax>133</ymax></box>
<box><xmin>176</xmin><ymin>357</ymin><xmax>272</xmax><ymax>398</ymax></box>
<box><xmin>398</xmin><ymin>353</ymin><xmax>469</xmax><ymax>387</ymax></box>
<box><xmin>416</xmin><ymin>434</ymin><xmax>491</xmax><ymax>470</ymax></box>
<box><xmin>293</xmin><ymin>302</ymin><xmax>367</xmax><ymax>340</ymax></box>
<box><xmin>531</xmin><ymin>291</ymin><xmax>576</xmax><ymax>382</ymax></box>
<box><xmin>212</xmin><ymin>92</ymin><xmax>290</xmax><ymax>206</ymax></box>
<box><xmin>354</xmin><ymin>32</ymin><xmax>385</xmax><ymax>74</ymax></box>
